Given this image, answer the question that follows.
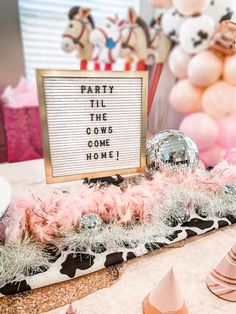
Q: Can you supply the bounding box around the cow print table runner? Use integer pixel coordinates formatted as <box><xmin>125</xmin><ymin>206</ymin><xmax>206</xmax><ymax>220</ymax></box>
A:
<box><xmin>1</xmin><ymin>213</ymin><xmax>235</xmax><ymax>297</ymax></box>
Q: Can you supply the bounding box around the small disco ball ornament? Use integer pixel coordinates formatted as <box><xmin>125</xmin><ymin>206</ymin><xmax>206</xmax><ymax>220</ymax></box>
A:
<box><xmin>195</xmin><ymin>205</ymin><xmax>209</xmax><ymax>218</ymax></box>
<box><xmin>176</xmin><ymin>207</ymin><xmax>191</xmax><ymax>224</ymax></box>
<box><xmin>80</xmin><ymin>213</ymin><xmax>103</xmax><ymax>235</ymax></box>
<box><xmin>221</xmin><ymin>184</ymin><xmax>236</xmax><ymax>196</ymax></box>
<box><xmin>146</xmin><ymin>130</ymin><xmax>199</xmax><ymax>175</ymax></box>
<box><xmin>215</xmin><ymin>211</ymin><xmax>226</xmax><ymax>218</ymax></box>
<box><xmin>164</xmin><ymin>216</ymin><xmax>178</xmax><ymax>227</ymax></box>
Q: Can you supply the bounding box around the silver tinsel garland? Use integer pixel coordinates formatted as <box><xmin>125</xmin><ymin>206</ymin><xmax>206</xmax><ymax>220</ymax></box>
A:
<box><xmin>0</xmin><ymin>237</ymin><xmax>51</xmax><ymax>287</ymax></box>
<box><xmin>57</xmin><ymin>219</ymin><xmax>169</xmax><ymax>254</ymax></box>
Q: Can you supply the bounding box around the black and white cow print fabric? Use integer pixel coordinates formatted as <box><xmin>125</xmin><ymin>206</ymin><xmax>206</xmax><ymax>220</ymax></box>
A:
<box><xmin>0</xmin><ymin>213</ymin><xmax>235</xmax><ymax>297</ymax></box>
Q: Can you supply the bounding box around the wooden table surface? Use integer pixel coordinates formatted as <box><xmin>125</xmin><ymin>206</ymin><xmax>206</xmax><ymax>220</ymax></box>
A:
<box><xmin>1</xmin><ymin>160</ymin><xmax>236</xmax><ymax>314</ymax></box>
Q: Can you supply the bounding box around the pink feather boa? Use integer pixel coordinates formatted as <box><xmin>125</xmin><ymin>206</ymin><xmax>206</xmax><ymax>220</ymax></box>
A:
<box><xmin>5</xmin><ymin>161</ymin><xmax>236</xmax><ymax>244</ymax></box>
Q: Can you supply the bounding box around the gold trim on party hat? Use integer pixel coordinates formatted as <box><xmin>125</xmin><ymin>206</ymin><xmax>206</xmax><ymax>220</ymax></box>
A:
<box><xmin>206</xmin><ymin>243</ymin><xmax>236</xmax><ymax>302</ymax></box>
<box><xmin>143</xmin><ymin>268</ymin><xmax>188</xmax><ymax>314</ymax></box>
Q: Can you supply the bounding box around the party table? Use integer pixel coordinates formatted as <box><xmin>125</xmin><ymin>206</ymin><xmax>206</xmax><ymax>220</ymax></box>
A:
<box><xmin>0</xmin><ymin>160</ymin><xmax>236</xmax><ymax>314</ymax></box>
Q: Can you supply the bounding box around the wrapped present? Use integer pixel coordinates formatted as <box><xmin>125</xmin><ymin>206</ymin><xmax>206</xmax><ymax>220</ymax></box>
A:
<box><xmin>1</xmin><ymin>78</ymin><xmax>43</xmax><ymax>162</ymax></box>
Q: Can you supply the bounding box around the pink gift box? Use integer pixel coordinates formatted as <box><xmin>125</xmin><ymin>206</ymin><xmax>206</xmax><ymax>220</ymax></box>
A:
<box><xmin>1</xmin><ymin>78</ymin><xmax>43</xmax><ymax>162</ymax></box>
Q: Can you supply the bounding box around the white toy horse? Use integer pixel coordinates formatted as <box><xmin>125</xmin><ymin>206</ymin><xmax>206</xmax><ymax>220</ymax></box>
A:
<box><xmin>120</xmin><ymin>8</ymin><xmax>150</xmax><ymax>71</ymax></box>
<box><xmin>147</xmin><ymin>15</ymin><xmax>171</xmax><ymax>65</ymax></box>
<box><xmin>61</xmin><ymin>6</ymin><xmax>95</xmax><ymax>70</ymax></box>
<box><xmin>147</xmin><ymin>15</ymin><xmax>172</xmax><ymax>115</ymax></box>
<box><xmin>89</xmin><ymin>15</ymin><xmax>124</xmax><ymax>70</ymax></box>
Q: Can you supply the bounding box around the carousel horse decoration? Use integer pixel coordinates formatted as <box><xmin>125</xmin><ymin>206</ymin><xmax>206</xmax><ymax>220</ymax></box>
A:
<box><xmin>61</xmin><ymin>6</ymin><xmax>95</xmax><ymax>70</ymax></box>
<box><xmin>147</xmin><ymin>14</ymin><xmax>171</xmax><ymax>65</ymax></box>
<box><xmin>120</xmin><ymin>8</ymin><xmax>150</xmax><ymax>71</ymax></box>
<box><xmin>89</xmin><ymin>15</ymin><xmax>125</xmax><ymax>71</ymax></box>
<box><xmin>147</xmin><ymin>0</ymin><xmax>173</xmax><ymax>115</ymax></box>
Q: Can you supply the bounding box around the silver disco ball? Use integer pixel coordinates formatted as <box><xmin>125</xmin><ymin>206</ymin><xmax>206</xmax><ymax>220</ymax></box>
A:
<box><xmin>80</xmin><ymin>213</ymin><xmax>103</xmax><ymax>235</ymax></box>
<box><xmin>176</xmin><ymin>207</ymin><xmax>191</xmax><ymax>224</ymax></box>
<box><xmin>146</xmin><ymin>130</ymin><xmax>199</xmax><ymax>175</ymax></box>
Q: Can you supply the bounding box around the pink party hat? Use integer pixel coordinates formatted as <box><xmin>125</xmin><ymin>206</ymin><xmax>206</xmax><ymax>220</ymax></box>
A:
<box><xmin>206</xmin><ymin>243</ymin><xmax>236</xmax><ymax>302</ymax></box>
<box><xmin>143</xmin><ymin>268</ymin><xmax>188</xmax><ymax>314</ymax></box>
<box><xmin>66</xmin><ymin>303</ymin><xmax>80</xmax><ymax>314</ymax></box>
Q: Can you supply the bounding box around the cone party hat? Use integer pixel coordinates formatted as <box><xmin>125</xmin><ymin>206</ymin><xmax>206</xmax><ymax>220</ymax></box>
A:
<box><xmin>143</xmin><ymin>268</ymin><xmax>188</xmax><ymax>314</ymax></box>
<box><xmin>66</xmin><ymin>303</ymin><xmax>80</xmax><ymax>314</ymax></box>
<box><xmin>206</xmin><ymin>243</ymin><xmax>236</xmax><ymax>302</ymax></box>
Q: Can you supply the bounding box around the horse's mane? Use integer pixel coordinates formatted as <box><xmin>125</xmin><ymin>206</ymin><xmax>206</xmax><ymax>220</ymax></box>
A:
<box><xmin>68</xmin><ymin>6</ymin><xmax>95</xmax><ymax>29</ymax></box>
<box><xmin>150</xmin><ymin>18</ymin><xmax>156</xmax><ymax>28</ymax></box>
<box><xmin>136</xmin><ymin>17</ymin><xmax>150</xmax><ymax>45</ymax></box>
<box><xmin>150</xmin><ymin>14</ymin><xmax>163</xmax><ymax>28</ymax></box>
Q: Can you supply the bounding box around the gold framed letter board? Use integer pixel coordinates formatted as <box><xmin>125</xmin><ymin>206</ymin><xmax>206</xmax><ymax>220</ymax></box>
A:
<box><xmin>36</xmin><ymin>70</ymin><xmax>148</xmax><ymax>184</ymax></box>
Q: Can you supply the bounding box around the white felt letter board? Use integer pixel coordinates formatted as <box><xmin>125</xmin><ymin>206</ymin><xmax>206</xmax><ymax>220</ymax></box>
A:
<box><xmin>36</xmin><ymin>70</ymin><xmax>148</xmax><ymax>184</ymax></box>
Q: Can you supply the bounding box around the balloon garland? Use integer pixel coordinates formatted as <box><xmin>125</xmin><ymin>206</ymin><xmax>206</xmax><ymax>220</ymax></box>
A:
<box><xmin>159</xmin><ymin>0</ymin><xmax>236</xmax><ymax>167</ymax></box>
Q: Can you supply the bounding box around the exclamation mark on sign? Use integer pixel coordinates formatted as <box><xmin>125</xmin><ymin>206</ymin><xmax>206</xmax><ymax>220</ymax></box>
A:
<box><xmin>116</xmin><ymin>151</ymin><xmax>119</xmax><ymax>160</ymax></box>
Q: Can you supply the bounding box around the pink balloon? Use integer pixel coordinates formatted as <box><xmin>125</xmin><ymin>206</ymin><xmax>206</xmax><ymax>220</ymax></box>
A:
<box><xmin>199</xmin><ymin>144</ymin><xmax>226</xmax><ymax>167</ymax></box>
<box><xmin>217</xmin><ymin>113</ymin><xmax>236</xmax><ymax>149</ymax></box>
<box><xmin>170</xmin><ymin>79</ymin><xmax>203</xmax><ymax>114</ymax></box>
<box><xmin>169</xmin><ymin>46</ymin><xmax>192</xmax><ymax>79</ymax></box>
<box><xmin>173</xmin><ymin>0</ymin><xmax>211</xmax><ymax>16</ymax></box>
<box><xmin>179</xmin><ymin>112</ymin><xmax>219</xmax><ymax>150</ymax></box>
<box><xmin>188</xmin><ymin>51</ymin><xmax>223</xmax><ymax>87</ymax></box>
<box><xmin>223</xmin><ymin>55</ymin><xmax>236</xmax><ymax>86</ymax></box>
<box><xmin>202</xmin><ymin>81</ymin><xmax>236</xmax><ymax>119</ymax></box>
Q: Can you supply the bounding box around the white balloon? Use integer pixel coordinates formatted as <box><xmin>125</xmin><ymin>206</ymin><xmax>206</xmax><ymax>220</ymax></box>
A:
<box><xmin>205</xmin><ymin>0</ymin><xmax>235</xmax><ymax>25</ymax></box>
<box><xmin>179</xmin><ymin>15</ymin><xmax>215</xmax><ymax>54</ymax></box>
<box><xmin>162</xmin><ymin>7</ymin><xmax>186</xmax><ymax>42</ymax></box>
<box><xmin>0</xmin><ymin>177</ymin><xmax>11</xmax><ymax>219</ymax></box>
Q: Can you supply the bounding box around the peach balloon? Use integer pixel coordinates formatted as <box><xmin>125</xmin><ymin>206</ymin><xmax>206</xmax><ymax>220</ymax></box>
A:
<box><xmin>179</xmin><ymin>112</ymin><xmax>218</xmax><ymax>150</ymax></box>
<box><xmin>169</xmin><ymin>45</ymin><xmax>192</xmax><ymax>79</ymax></box>
<box><xmin>188</xmin><ymin>51</ymin><xmax>223</xmax><ymax>87</ymax></box>
<box><xmin>223</xmin><ymin>55</ymin><xmax>236</xmax><ymax>86</ymax></box>
<box><xmin>199</xmin><ymin>144</ymin><xmax>226</xmax><ymax>167</ymax></box>
<box><xmin>173</xmin><ymin>0</ymin><xmax>211</xmax><ymax>16</ymax></box>
<box><xmin>149</xmin><ymin>0</ymin><xmax>173</xmax><ymax>8</ymax></box>
<box><xmin>170</xmin><ymin>79</ymin><xmax>203</xmax><ymax>114</ymax></box>
<box><xmin>202</xmin><ymin>81</ymin><xmax>236</xmax><ymax>119</ymax></box>
<box><xmin>217</xmin><ymin>113</ymin><xmax>236</xmax><ymax>150</ymax></box>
